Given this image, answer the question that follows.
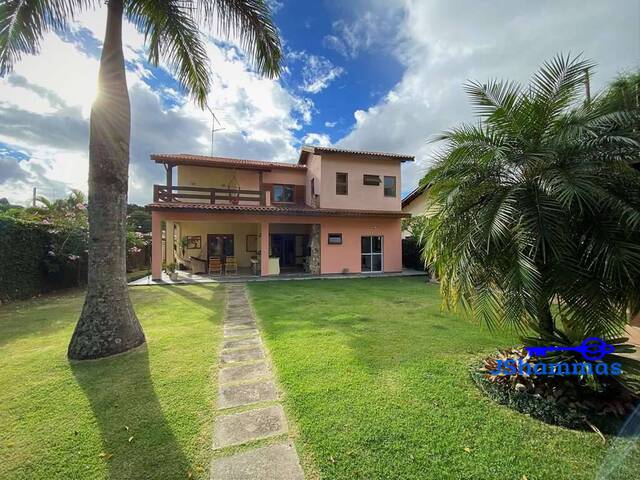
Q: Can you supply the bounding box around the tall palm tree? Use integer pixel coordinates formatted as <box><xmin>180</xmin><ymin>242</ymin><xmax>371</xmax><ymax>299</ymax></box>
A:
<box><xmin>0</xmin><ymin>0</ymin><xmax>281</xmax><ymax>360</ymax></box>
<box><xmin>420</xmin><ymin>55</ymin><xmax>640</xmax><ymax>343</ymax></box>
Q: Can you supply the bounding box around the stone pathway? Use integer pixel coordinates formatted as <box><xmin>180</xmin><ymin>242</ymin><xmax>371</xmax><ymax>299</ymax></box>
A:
<box><xmin>211</xmin><ymin>284</ymin><xmax>304</xmax><ymax>480</ymax></box>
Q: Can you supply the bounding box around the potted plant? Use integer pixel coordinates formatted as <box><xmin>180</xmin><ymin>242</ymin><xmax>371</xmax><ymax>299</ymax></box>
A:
<box><xmin>164</xmin><ymin>263</ymin><xmax>178</xmax><ymax>281</ymax></box>
<box><xmin>227</xmin><ymin>177</ymin><xmax>241</xmax><ymax>205</ymax></box>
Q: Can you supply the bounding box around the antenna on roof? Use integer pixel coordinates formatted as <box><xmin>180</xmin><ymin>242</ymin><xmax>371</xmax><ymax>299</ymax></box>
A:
<box><xmin>205</xmin><ymin>104</ymin><xmax>225</xmax><ymax>157</ymax></box>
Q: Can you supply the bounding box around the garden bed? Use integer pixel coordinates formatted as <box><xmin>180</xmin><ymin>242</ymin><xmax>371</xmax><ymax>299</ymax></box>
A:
<box><xmin>469</xmin><ymin>350</ymin><xmax>638</xmax><ymax>434</ymax></box>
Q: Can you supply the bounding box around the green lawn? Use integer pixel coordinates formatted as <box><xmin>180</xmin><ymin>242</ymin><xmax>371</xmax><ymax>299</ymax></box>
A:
<box><xmin>0</xmin><ymin>284</ymin><xmax>222</xmax><ymax>480</ymax></box>
<box><xmin>248</xmin><ymin>277</ymin><xmax>639</xmax><ymax>480</ymax></box>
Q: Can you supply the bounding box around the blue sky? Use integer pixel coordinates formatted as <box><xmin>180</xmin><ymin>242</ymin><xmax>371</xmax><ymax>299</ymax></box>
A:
<box><xmin>0</xmin><ymin>0</ymin><xmax>638</xmax><ymax>205</ymax></box>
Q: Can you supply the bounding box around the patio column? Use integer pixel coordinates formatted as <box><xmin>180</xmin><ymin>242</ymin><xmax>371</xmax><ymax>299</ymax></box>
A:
<box><xmin>151</xmin><ymin>211</ymin><xmax>162</xmax><ymax>280</ymax></box>
<box><xmin>260</xmin><ymin>222</ymin><xmax>270</xmax><ymax>276</ymax></box>
<box><xmin>166</xmin><ymin>220</ymin><xmax>174</xmax><ymax>265</ymax></box>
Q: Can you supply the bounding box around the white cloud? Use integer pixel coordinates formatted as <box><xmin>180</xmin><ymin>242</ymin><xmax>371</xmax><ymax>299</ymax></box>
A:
<box><xmin>302</xmin><ymin>133</ymin><xmax>331</xmax><ymax>146</ymax></box>
<box><xmin>0</xmin><ymin>10</ymin><xmax>313</xmax><ymax>205</ymax></box>
<box><xmin>322</xmin><ymin>8</ymin><xmax>401</xmax><ymax>59</ymax></box>
<box><xmin>335</xmin><ymin>0</ymin><xmax>640</xmax><ymax>194</ymax></box>
<box><xmin>297</xmin><ymin>54</ymin><xmax>344</xmax><ymax>94</ymax></box>
<box><xmin>324</xmin><ymin>121</ymin><xmax>337</xmax><ymax>128</ymax></box>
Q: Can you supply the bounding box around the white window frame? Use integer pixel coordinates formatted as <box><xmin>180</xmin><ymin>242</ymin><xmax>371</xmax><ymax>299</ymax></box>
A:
<box><xmin>361</xmin><ymin>235</ymin><xmax>383</xmax><ymax>273</ymax></box>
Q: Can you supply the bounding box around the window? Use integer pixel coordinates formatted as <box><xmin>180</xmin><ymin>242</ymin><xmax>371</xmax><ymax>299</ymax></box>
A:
<box><xmin>363</xmin><ymin>174</ymin><xmax>381</xmax><ymax>186</ymax></box>
<box><xmin>311</xmin><ymin>178</ymin><xmax>315</xmax><ymax>195</ymax></box>
<box><xmin>328</xmin><ymin>233</ymin><xmax>342</xmax><ymax>245</ymax></box>
<box><xmin>336</xmin><ymin>172</ymin><xmax>348</xmax><ymax>195</ymax></box>
<box><xmin>384</xmin><ymin>176</ymin><xmax>396</xmax><ymax>197</ymax></box>
<box><xmin>273</xmin><ymin>184</ymin><xmax>295</xmax><ymax>203</ymax></box>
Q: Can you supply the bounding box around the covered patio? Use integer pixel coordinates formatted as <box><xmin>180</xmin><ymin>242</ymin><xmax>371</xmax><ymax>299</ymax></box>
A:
<box><xmin>153</xmin><ymin>209</ymin><xmax>321</xmax><ymax>280</ymax></box>
<box><xmin>129</xmin><ymin>267</ymin><xmax>428</xmax><ymax>285</ymax></box>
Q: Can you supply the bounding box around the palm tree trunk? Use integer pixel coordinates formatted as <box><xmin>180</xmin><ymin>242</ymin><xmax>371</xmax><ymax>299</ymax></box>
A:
<box><xmin>68</xmin><ymin>0</ymin><xmax>145</xmax><ymax>360</ymax></box>
<box><xmin>537</xmin><ymin>298</ymin><xmax>555</xmax><ymax>337</ymax></box>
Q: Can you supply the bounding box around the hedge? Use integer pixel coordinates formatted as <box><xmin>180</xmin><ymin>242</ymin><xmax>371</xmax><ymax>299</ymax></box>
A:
<box><xmin>0</xmin><ymin>217</ymin><xmax>87</xmax><ymax>302</ymax></box>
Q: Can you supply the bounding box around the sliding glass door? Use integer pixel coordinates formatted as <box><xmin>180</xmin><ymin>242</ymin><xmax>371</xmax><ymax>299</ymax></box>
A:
<box><xmin>361</xmin><ymin>236</ymin><xmax>383</xmax><ymax>272</ymax></box>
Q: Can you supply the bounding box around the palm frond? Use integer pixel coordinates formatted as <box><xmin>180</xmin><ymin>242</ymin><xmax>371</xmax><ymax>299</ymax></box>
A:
<box><xmin>198</xmin><ymin>0</ymin><xmax>281</xmax><ymax>78</ymax></box>
<box><xmin>530</xmin><ymin>53</ymin><xmax>595</xmax><ymax>118</ymax></box>
<box><xmin>418</xmin><ymin>54</ymin><xmax>640</xmax><ymax>345</ymax></box>
<box><xmin>0</xmin><ymin>0</ymin><xmax>95</xmax><ymax>75</ymax></box>
<box><xmin>127</xmin><ymin>0</ymin><xmax>211</xmax><ymax>107</ymax></box>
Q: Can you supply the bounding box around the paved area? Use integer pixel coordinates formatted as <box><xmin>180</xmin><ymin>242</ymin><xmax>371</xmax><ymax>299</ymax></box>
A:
<box><xmin>211</xmin><ymin>284</ymin><xmax>304</xmax><ymax>479</ymax></box>
<box><xmin>129</xmin><ymin>268</ymin><xmax>428</xmax><ymax>286</ymax></box>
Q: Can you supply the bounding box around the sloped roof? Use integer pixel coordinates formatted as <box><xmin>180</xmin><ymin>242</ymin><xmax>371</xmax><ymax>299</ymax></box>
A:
<box><xmin>147</xmin><ymin>202</ymin><xmax>410</xmax><ymax>218</ymax></box>
<box><xmin>151</xmin><ymin>154</ymin><xmax>306</xmax><ymax>171</ymax></box>
<box><xmin>298</xmin><ymin>146</ymin><xmax>415</xmax><ymax>164</ymax></box>
<box><xmin>401</xmin><ymin>183</ymin><xmax>429</xmax><ymax>208</ymax></box>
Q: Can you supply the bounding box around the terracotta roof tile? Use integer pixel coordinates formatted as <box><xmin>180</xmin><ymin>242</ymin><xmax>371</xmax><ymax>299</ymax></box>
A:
<box><xmin>151</xmin><ymin>154</ymin><xmax>306</xmax><ymax>171</ymax></box>
<box><xmin>147</xmin><ymin>202</ymin><xmax>410</xmax><ymax>218</ymax></box>
<box><xmin>299</xmin><ymin>145</ymin><xmax>414</xmax><ymax>163</ymax></box>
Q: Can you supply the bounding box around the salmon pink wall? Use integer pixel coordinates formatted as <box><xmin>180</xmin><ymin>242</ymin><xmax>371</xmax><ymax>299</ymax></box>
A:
<box><xmin>177</xmin><ymin>166</ymin><xmax>306</xmax><ymax>190</ymax></box>
<box><xmin>178</xmin><ymin>166</ymin><xmax>259</xmax><ymax>191</ymax></box>
<box><xmin>305</xmin><ymin>154</ymin><xmax>322</xmax><ymax>207</ymax></box>
<box><xmin>318</xmin><ymin>154</ymin><xmax>402</xmax><ymax>211</ymax></box>
<box><xmin>320</xmin><ymin>217</ymin><xmax>402</xmax><ymax>274</ymax></box>
<box><xmin>262</xmin><ymin>169</ymin><xmax>306</xmax><ymax>185</ymax></box>
<box><xmin>151</xmin><ymin>210</ymin><xmax>403</xmax><ymax>278</ymax></box>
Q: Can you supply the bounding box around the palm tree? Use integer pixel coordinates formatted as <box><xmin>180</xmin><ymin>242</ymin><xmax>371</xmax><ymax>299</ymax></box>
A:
<box><xmin>420</xmin><ymin>55</ymin><xmax>640</xmax><ymax>345</ymax></box>
<box><xmin>0</xmin><ymin>0</ymin><xmax>281</xmax><ymax>360</ymax></box>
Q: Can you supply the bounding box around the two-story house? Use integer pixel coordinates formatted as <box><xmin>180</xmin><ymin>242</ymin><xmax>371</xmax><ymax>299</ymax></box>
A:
<box><xmin>148</xmin><ymin>146</ymin><xmax>413</xmax><ymax>279</ymax></box>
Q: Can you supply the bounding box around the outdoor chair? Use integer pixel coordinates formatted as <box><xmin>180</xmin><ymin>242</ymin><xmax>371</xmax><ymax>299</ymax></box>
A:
<box><xmin>208</xmin><ymin>256</ymin><xmax>223</xmax><ymax>276</ymax></box>
<box><xmin>225</xmin><ymin>256</ymin><xmax>238</xmax><ymax>275</ymax></box>
<box><xmin>189</xmin><ymin>256</ymin><xmax>207</xmax><ymax>274</ymax></box>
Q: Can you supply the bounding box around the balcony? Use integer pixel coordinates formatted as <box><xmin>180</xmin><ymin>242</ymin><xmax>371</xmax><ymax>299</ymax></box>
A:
<box><xmin>153</xmin><ymin>185</ymin><xmax>266</xmax><ymax>206</ymax></box>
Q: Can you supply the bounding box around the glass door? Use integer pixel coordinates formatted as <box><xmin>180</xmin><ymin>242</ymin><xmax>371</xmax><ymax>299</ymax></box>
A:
<box><xmin>207</xmin><ymin>234</ymin><xmax>234</xmax><ymax>260</ymax></box>
<box><xmin>361</xmin><ymin>236</ymin><xmax>383</xmax><ymax>272</ymax></box>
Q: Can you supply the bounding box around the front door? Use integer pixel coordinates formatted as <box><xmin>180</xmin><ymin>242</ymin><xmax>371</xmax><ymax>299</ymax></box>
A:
<box><xmin>207</xmin><ymin>234</ymin><xmax>234</xmax><ymax>262</ymax></box>
<box><xmin>361</xmin><ymin>236</ymin><xmax>383</xmax><ymax>272</ymax></box>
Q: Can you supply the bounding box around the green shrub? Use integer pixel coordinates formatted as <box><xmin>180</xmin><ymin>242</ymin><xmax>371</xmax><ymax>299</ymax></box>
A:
<box><xmin>0</xmin><ymin>217</ymin><xmax>87</xmax><ymax>302</ymax></box>
<box><xmin>469</xmin><ymin>359</ymin><xmax>632</xmax><ymax>434</ymax></box>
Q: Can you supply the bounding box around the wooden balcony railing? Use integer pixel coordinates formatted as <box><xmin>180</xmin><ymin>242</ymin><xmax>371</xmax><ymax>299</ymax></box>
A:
<box><xmin>153</xmin><ymin>185</ymin><xmax>266</xmax><ymax>205</ymax></box>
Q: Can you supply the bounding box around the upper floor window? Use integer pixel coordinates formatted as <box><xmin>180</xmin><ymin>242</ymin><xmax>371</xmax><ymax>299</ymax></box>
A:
<box><xmin>336</xmin><ymin>172</ymin><xmax>348</xmax><ymax>195</ymax></box>
<box><xmin>273</xmin><ymin>184</ymin><xmax>295</xmax><ymax>203</ymax></box>
<box><xmin>311</xmin><ymin>178</ymin><xmax>315</xmax><ymax>195</ymax></box>
<box><xmin>384</xmin><ymin>176</ymin><xmax>396</xmax><ymax>197</ymax></box>
<box><xmin>363</xmin><ymin>174</ymin><xmax>381</xmax><ymax>186</ymax></box>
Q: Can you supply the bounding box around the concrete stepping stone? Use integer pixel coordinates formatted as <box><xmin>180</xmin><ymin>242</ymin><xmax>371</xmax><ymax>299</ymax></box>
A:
<box><xmin>227</xmin><ymin>302</ymin><xmax>251</xmax><ymax>309</ymax></box>
<box><xmin>227</xmin><ymin>308</ymin><xmax>253</xmax><ymax>320</ymax></box>
<box><xmin>213</xmin><ymin>405</ymin><xmax>288</xmax><ymax>449</ymax></box>
<box><xmin>218</xmin><ymin>379</ymin><xmax>278</xmax><ymax>409</ymax></box>
<box><xmin>223</xmin><ymin>327</ymin><xmax>259</xmax><ymax>338</ymax></box>
<box><xmin>211</xmin><ymin>443</ymin><xmax>304</xmax><ymax>480</ymax></box>
<box><xmin>225</xmin><ymin>316</ymin><xmax>255</xmax><ymax>326</ymax></box>
<box><xmin>220</xmin><ymin>346</ymin><xmax>264</xmax><ymax>365</ymax></box>
<box><xmin>223</xmin><ymin>337</ymin><xmax>262</xmax><ymax>350</ymax></box>
<box><xmin>219</xmin><ymin>362</ymin><xmax>270</xmax><ymax>384</ymax></box>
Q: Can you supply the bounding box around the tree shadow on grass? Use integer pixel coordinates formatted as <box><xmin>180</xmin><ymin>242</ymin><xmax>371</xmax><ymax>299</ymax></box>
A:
<box><xmin>70</xmin><ymin>346</ymin><xmax>191</xmax><ymax>479</ymax></box>
<box><xmin>158</xmin><ymin>283</ymin><xmax>224</xmax><ymax>315</ymax></box>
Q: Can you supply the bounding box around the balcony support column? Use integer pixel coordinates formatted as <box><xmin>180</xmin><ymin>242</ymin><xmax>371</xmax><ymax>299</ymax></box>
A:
<box><xmin>166</xmin><ymin>220</ymin><xmax>174</xmax><ymax>265</ymax></box>
<box><xmin>260</xmin><ymin>222</ymin><xmax>270</xmax><ymax>276</ymax></box>
<box><xmin>151</xmin><ymin>211</ymin><xmax>163</xmax><ymax>280</ymax></box>
<box><xmin>165</xmin><ymin>164</ymin><xmax>173</xmax><ymax>200</ymax></box>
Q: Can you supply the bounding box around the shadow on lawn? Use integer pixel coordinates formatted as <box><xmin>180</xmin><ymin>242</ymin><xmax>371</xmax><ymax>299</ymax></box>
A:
<box><xmin>161</xmin><ymin>283</ymin><xmax>224</xmax><ymax>315</ymax></box>
<box><xmin>70</xmin><ymin>347</ymin><xmax>191</xmax><ymax>479</ymax></box>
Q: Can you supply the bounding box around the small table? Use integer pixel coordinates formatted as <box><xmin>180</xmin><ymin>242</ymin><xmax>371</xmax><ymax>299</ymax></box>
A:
<box><xmin>268</xmin><ymin>257</ymin><xmax>280</xmax><ymax>276</ymax></box>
